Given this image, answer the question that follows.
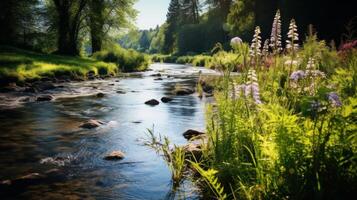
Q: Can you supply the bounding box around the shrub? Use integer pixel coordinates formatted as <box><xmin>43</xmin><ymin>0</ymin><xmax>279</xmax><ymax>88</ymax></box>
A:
<box><xmin>92</xmin><ymin>44</ymin><xmax>150</xmax><ymax>72</ymax></box>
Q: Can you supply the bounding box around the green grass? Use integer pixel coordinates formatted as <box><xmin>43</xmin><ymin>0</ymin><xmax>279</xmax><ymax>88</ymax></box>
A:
<box><xmin>92</xmin><ymin>44</ymin><xmax>150</xmax><ymax>72</ymax></box>
<box><xmin>0</xmin><ymin>46</ymin><xmax>117</xmax><ymax>83</ymax></box>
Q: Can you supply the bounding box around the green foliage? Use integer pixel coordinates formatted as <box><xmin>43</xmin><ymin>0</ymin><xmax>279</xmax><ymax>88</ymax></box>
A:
<box><xmin>92</xmin><ymin>44</ymin><xmax>149</xmax><ymax>72</ymax></box>
<box><xmin>190</xmin><ymin>162</ymin><xmax>227</xmax><ymax>200</ymax></box>
<box><xmin>0</xmin><ymin>46</ymin><xmax>117</xmax><ymax>83</ymax></box>
<box><xmin>144</xmin><ymin>129</ymin><xmax>186</xmax><ymax>187</ymax></box>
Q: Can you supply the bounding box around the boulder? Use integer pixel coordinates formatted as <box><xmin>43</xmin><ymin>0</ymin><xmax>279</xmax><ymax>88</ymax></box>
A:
<box><xmin>36</xmin><ymin>95</ymin><xmax>54</xmax><ymax>102</ymax></box>
<box><xmin>183</xmin><ymin>129</ymin><xmax>205</xmax><ymax>140</ymax></box>
<box><xmin>104</xmin><ymin>151</ymin><xmax>125</xmax><ymax>160</ymax></box>
<box><xmin>79</xmin><ymin>119</ymin><xmax>105</xmax><ymax>129</ymax></box>
<box><xmin>154</xmin><ymin>78</ymin><xmax>163</xmax><ymax>81</ymax></box>
<box><xmin>161</xmin><ymin>97</ymin><xmax>173</xmax><ymax>103</ymax></box>
<box><xmin>175</xmin><ymin>88</ymin><xmax>194</xmax><ymax>96</ymax></box>
<box><xmin>145</xmin><ymin>99</ymin><xmax>160</xmax><ymax>106</ymax></box>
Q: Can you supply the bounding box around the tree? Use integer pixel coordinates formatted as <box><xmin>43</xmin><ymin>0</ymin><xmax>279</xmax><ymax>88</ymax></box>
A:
<box><xmin>0</xmin><ymin>0</ymin><xmax>40</xmax><ymax>47</ymax></box>
<box><xmin>181</xmin><ymin>0</ymin><xmax>200</xmax><ymax>24</ymax></box>
<box><xmin>163</xmin><ymin>0</ymin><xmax>181</xmax><ymax>53</ymax></box>
<box><xmin>87</xmin><ymin>0</ymin><xmax>137</xmax><ymax>53</ymax></box>
<box><xmin>52</xmin><ymin>0</ymin><xmax>87</xmax><ymax>56</ymax></box>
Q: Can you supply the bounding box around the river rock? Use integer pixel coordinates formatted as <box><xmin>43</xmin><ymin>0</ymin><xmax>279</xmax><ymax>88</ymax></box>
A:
<box><xmin>0</xmin><ymin>83</ymin><xmax>20</xmax><ymax>92</ymax></box>
<box><xmin>34</xmin><ymin>81</ymin><xmax>56</xmax><ymax>91</ymax></box>
<box><xmin>175</xmin><ymin>88</ymin><xmax>194</xmax><ymax>96</ymax></box>
<box><xmin>182</xmin><ymin>142</ymin><xmax>202</xmax><ymax>159</ymax></box>
<box><xmin>150</xmin><ymin>73</ymin><xmax>162</xmax><ymax>77</ymax></box>
<box><xmin>116</xmin><ymin>90</ymin><xmax>126</xmax><ymax>94</ymax></box>
<box><xmin>154</xmin><ymin>78</ymin><xmax>163</xmax><ymax>81</ymax></box>
<box><xmin>183</xmin><ymin>129</ymin><xmax>205</xmax><ymax>140</ymax></box>
<box><xmin>79</xmin><ymin>119</ymin><xmax>105</xmax><ymax>129</ymax></box>
<box><xmin>96</xmin><ymin>93</ymin><xmax>105</xmax><ymax>98</ymax></box>
<box><xmin>104</xmin><ymin>151</ymin><xmax>125</xmax><ymax>160</ymax></box>
<box><xmin>36</xmin><ymin>95</ymin><xmax>54</xmax><ymax>102</ymax></box>
<box><xmin>9</xmin><ymin>173</ymin><xmax>46</xmax><ymax>187</ymax></box>
<box><xmin>145</xmin><ymin>99</ymin><xmax>160</xmax><ymax>106</ymax></box>
<box><xmin>161</xmin><ymin>97</ymin><xmax>173</xmax><ymax>103</ymax></box>
<box><xmin>24</xmin><ymin>86</ymin><xmax>38</xmax><ymax>93</ymax></box>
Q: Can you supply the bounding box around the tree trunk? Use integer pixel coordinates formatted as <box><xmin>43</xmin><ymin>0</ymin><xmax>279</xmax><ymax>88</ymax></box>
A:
<box><xmin>53</xmin><ymin>0</ymin><xmax>86</xmax><ymax>56</ymax></box>
<box><xmin>89</xmin><ymin>0</ymin><xmax>105</xmax><ymax>53</ymax></box>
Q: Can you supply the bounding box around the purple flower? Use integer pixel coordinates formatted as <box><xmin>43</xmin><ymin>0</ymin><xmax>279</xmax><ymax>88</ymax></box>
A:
<box><xmin>327</xmin><ymin>92</ymin><xmax>342</xmax><ymax>107</ymax></box>
<box><xmin>290</xmin><ymin>70</ymin><xmax>305</xmax><ymax>81</ymax></box>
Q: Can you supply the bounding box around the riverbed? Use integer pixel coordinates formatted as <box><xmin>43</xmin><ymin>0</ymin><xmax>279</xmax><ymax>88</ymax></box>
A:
<box><xmin>0</xmin><ymin>63</ymin><xmax>218</xmax><ymax>199</ymax></box>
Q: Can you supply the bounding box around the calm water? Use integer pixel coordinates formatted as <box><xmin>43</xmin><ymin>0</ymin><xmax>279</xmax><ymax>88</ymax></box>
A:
<box><xmin>0</xmin><ymin>63</ymin><xmax>217</xmax><ymax>200</ymax></box>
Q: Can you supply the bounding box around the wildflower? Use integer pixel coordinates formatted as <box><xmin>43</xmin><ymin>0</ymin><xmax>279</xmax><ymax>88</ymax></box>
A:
<box><xmin>232</xmin><ymin>83</ymin><xmax>246</xmax><ymax>99</ymax></box>
<box><xmin>290</xmin><ymin>70</ymin><xmax>305</xmax><ymax>81</ymax></box>
<box><xmin>262</xmin><ymin>39</ymin><xmax>269</xmax><ymax>57</ymax></box>
<box><xmin>245</xmin><ymin>69</ymin><xmax>262</xmax><ymax>104</ymax></box>
<box><xmin>270</xmin><ymin>10</ymin><xmax>282</xmax><ymax>54</ymax></box>
<box><xmin>306</xmin><ymin>57</ymin><xmax>315</xmax><ymax>71</ymax></box>
<box><xmin>286</xmin><ymin>19</ymin><xmax>299</xmax><ymax>52</ymax></box>
<box><xmin>327</xmin><ymin>92</ymin><xmax>342</xmax><ymax>107</ymax></box>
<box><xmin>284</xmin><ymin>59</ymin><xmax>298</xmax><ymax>66</ymax></box>
<box><xmin>250</xmin><ymin>26</ymin><xmax>262</xmax><ymax>61</ymax></box>
<box><xmin>230</xmin><ymin>37</ymin><xmax>243</xmax><ymax>46</ymax></box>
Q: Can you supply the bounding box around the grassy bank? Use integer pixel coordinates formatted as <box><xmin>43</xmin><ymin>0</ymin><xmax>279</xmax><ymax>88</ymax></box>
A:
<box><xmin>0</xmin><ymin>46</ymin><xmax>118</xmax><ymax>84</ymax></box>
<box><xmin>151</xmin><ymin>52</ymin><xmax>242</xmax><ymax>71</ymax></box>
<box><xmin>0</xmin><ymin>45</ymin><xmax>150</xmax><ymax>85</ymax></box>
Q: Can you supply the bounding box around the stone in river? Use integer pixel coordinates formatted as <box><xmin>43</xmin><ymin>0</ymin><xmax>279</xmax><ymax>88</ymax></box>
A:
<box><xmin>175</xmin><ymin>88</ymin><xmax>194</xmax><ymax>96</ymax></box>
<box><xmin>161</xmin><ymin>97</ymin><xmax>173</xmax><ymax>103</ymax></box>
<box><xmin>96</xmin><ymin>92</ymin><xmax>105</xmax><ymax>98</ymax></box>
<box><xmin>182</xmin><ymin>129</ymin><xmax>205</xmax><ymax>140</ymax></box>
<box><xmin>116</xmin><ymin>90</ymin><xmax>126</xmax><ymax>94</ymax></box>
<box><xmin>36</xmin><ymin>95</ymin><xmax>54</xmax><ymax>102</ymax></box>
<box><xmin>79</xmin><ymin>119</ymin><xmax>105</xmax><ymax>129</ymax></box>
<box><xmin>154</xmin><ymin>78</ymin><xmax>163</xmax><ymax>81</ymax></box>
<box><xmin>104</xmin><ymin>151</ymin><xmax>125</xmax><ymax>160</ymax></box>
<box><xmin>150</xmin><ymin>73</ymin><xmax>162</xmax><ymax>77</ymax></box>
<box><xmin>145</xmin><ymin>99</ymin><xmax>160</xmax><ymax>106</ymax></box>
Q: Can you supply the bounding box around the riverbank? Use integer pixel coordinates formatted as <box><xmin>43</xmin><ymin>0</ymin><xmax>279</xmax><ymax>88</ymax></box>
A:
<box><xmin>0</xmin><ymin>46</ymin><xmax>151</xmax><ymax>87</ymax></box>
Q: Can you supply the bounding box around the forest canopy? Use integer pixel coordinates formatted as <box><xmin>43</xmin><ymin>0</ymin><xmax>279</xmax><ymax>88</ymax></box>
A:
<box><xmin>118</xmin><ymin>0</ymin><xmax>356</xmax><ymax>55</ymax></box>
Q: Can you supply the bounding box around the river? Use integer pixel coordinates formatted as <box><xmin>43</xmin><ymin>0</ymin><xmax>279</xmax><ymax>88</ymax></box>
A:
<box><xmin>0</xmin><ymin>63</ymin><xmax>218</xmax><ymax>199</ymax></box>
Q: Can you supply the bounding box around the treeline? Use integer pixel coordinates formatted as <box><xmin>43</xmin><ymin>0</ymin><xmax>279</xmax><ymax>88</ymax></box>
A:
<box><xmin>0</xmin><ymin>0</ymin><xmax>137</xmax><ymax>56</ymax></box>
<box><xmin>119</xmin><ymin>0</ymin><xmax>355</xmax><ymax>55</ymax></box>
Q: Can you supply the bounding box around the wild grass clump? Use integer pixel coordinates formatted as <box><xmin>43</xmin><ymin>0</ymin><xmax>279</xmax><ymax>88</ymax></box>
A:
<box><xmin>92</xmin><ymin>44</ymin><xmax>150</xmax><ymax>72</ymax></box>
<box><xmin>0</xmin><ymin>46</ymin><xmax>117</xmax><ymax>84</ymax></box>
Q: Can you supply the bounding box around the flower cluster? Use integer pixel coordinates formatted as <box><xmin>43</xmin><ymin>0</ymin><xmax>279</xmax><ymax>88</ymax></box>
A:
<box><xmin>250</xmin><ymin>26</ymin><xmax>262</xmax><ymax>61</ymax></box>
<box><xmin>270</xmin><ymin>10</ymin><xmax>282</xmax><ymax>54</ymax></box>
<box><xmin>245</xmin><ymin>69</ymin><xmax>262</xmax><ymax>104</ymax></box>
<box><xmin>262</xmin><ymin>39</ymin><xmax>269</xmax><ymax>57</ymax></box>
<box><xmin>290</xmin><ymin>70</ymin><xmax>305</xmax><ymax>81</ymax></box>
<box><xmin>327</xmin><ymin>92</ymin><xmax>342</xmax><ymax>107</ymax></box>
<box><xmin>305</xmin><ymin>58</ymin><xmax>326</xmax><ymax>78</ymax></box>
<box><xmin>232</xmin><ymin>70</ymin><xmax>262</xmax><ymax>104</ymax></box>
<box><xmin>286</xmin><ymin>19</ymin><xmax>299</xmax><ymax>52</ymax></box>
<box><xmin>231</xmin><ymin>37</ymin><xmax>243</xmax><ymax>46</ymax></box>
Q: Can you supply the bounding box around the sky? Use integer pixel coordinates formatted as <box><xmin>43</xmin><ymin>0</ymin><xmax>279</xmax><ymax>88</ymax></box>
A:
<box><xmin>134</xmin><ymin>0</ymin><xmax>170</xmax><ymax>30</ymax></box>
